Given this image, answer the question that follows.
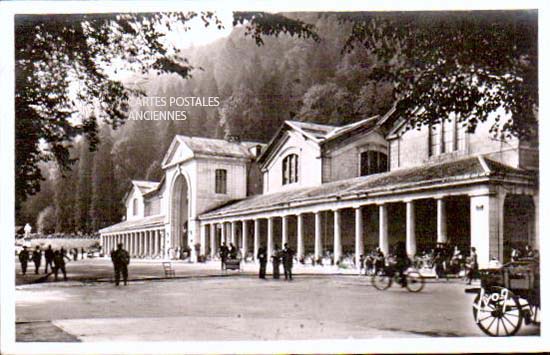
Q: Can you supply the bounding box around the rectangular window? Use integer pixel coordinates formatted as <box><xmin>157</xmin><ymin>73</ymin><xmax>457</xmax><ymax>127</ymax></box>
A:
<box><xmin>430</xmin><ymin>117</ymin><xmax>466</xmax><ymax>157</ymax></box>
<box><xmin>282</xmin><ymin>154</ymin><xmax>299</xmax><ymax>185</ymax></box>
<box><xmin>215</xmin><ymin>169</ymin><xmax>227</xmax><ymax>194</ymax></box>
<box><xmin>360</xmin><ymin>151</ymin><xmax>388</xmax><ymax>176</ymax></box>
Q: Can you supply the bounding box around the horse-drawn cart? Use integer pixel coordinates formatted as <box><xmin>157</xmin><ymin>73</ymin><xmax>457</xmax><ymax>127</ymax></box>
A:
<box><xmin>466</xmin><ymin>260</ymin><xmax>540</xmax><ymax>336</ymax></box>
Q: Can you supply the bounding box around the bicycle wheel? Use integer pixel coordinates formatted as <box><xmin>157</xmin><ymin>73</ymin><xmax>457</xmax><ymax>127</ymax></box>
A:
<box><xmin>472</xmin><ymin>287</ymin><xmax>523</xmax><ymax>336</ymax></box>
<box><xmin>405</xmin><ymin>270</ymin><xmax>425</xmax><ymax>292</ymax></box>
<box><xmin>371</xmin><ymin>272</ymin><xmax>391</xmax><ymax>290</ymax></box>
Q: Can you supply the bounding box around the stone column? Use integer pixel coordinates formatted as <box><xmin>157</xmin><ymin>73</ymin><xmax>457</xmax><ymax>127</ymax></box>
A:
<box><xmin>160</xmin><ymin>230</ymin><xmax>167</xmax><ymax>259</ymax></box>
<box><xmin>200</xmin><ymin>223</ymin><xmax>207</xmax><ymax>256</ymax></box>
<box><xmin>314</xmin><ymin>211</ymin><xmax>322</xmax><ymax>262</ymax></box>
<box><xmin>253</xmin><ymin>219</ymin><xmax>260</xmax><ymax>261</ymax></box>
<box><xmin>231</xmin><ymin>221</ymin><xmax>237</xmax><ymax>246</ymax></box>
<box><xmin>267</xmin><ymin>217</ymin><xmax>274</xmax><ymax>258</ymax></box>
<box><xmin>210</xmin><ymin>224</ymin><xmax>217</xmax><ymax>258</ymax></box>
<box><xmin>145</xmin><ymin>231</ymin><xmax>149</xmax><ymax>257</ymax></box>
<box><xmin>281</xmin><ymin>215</ymin><xmax>288</xmax><ymax>246</ymax></box>
<box><xmin>220</xmin><ymin>222</ymin><xmax>226</xmax><ymax>245</ymax></box>
<box><xmin>406</xmin><ymin>200</ymin><xmax>417</xmax><ymax>257</ymax></box>
<box><xmin>297</xmin><ymin>214</ymin><xmax>304</xmax><ymax>260</ymax></box>
<box><xmin>355</xmin><ymin>207</ymin><xmax>364</xmax><ymax>269</ymax></box>
<box><xmin>379</xmin><ymin>204</ymin><xmax>389</xmax><ymax>256</ymax></box>
<box><xmin>333</xmin><ymin>209</ymin><xmax>342</xmax><ymax>264</ymax></box>
<box><xmin>140</xmin><ymin>231</ymin><xmax>145</xmax><ymax>257</ymax></box>
<box><xmin>242</xmin><ymin>220</ymin><xmax>248</xmax><ymax>259</ymax></box>
<box><xmin>436</xmin><ymin>198</ymin><xmax>448</xmax><ymax>244</ymax></box>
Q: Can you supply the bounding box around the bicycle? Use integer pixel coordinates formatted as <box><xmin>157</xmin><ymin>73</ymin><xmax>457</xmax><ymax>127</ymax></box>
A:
<box><xmin>371</xmin><ymin>266</ymin><xmax>425</xmax><ymax>292</ymax></box>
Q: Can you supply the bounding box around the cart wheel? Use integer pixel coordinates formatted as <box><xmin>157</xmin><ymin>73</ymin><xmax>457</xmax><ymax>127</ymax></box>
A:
<box><xmin>371</xmin><ymin>272</ymin><xmax>391</xmax><ymax>290</ymax></box>
<box><xmin>473</xmin><ymin>287</ymin><xmax>523</xmax><ymax>336</ymax></box>
<box><xmin>405</xmin><ymin>270</ymin><xmax>425</xmax><ymax>293</ymax></box>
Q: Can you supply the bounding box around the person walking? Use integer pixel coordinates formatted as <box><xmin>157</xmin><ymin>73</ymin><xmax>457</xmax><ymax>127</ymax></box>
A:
<box><xmin>18</xmin><ymin>246</ymin><xmax>30</xmax><ymax>275</ymax></box>
<box><xmin>272</xmin><ymin>244</ymin><xmax>281</xmax><ymax>279</ymax></box>
<box><xmin>53</xmin><ymin>249</ymin><xmax>69</xmax><ymax>281</ymax></box>
<box><xmin>111</xmin><ymin>243</ymin><xmax>130</xmax><ymax>286</ymax></box>
<box><xmin>220</xmin><ymin>242</ymin><xmax>229</xmax><ymax>270</ymax></box>
<box><xmin>282</xmin><ymin>243</ymin><xmax>294</xmax><ymax>281</ymax></box>
<box><xmin>32</xmin><ymin>246</ymin><xmax>42</xmax><ymax>275</ymax></box>
<box><xmin>44</xmin><ymin>245</ymin><xmax>54</xmax><ymax>274</ymax></box>
<box><xmin>257</xmin><ymin>244</ymin><xmax>267</xmax><ymax>279</ymax></box>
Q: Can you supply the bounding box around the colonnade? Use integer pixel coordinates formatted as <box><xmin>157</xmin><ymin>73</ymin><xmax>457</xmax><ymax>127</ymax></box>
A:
<box><xmin>101</xmin><ymin>229</ymin><xmax>165</xmax><ymax>258</ymax></box>
<box><xmin>200</xmin><ymin>196</ymin><xmax>451</xmax><ymax>269</ymax></box>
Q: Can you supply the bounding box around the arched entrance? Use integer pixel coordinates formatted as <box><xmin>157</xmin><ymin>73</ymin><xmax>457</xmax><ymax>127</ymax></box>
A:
<box><xmin>503</xmin><ymin>194</ymin><xmax>536</xmax><ymax>262</ymax></box>
<box><xmin>170</xmin><ymin>173</ymin><xmax>190</xmax><ymax>257</ymax></box>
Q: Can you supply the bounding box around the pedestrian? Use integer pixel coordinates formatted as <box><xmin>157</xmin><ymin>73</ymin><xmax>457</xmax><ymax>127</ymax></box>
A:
<box><xmin>111</xmin><ymin>243</ymin><xmax>130</xmax><ymax>286</ymax></box>
<box><xmin>53</xmin><ymin>249</ymin><xmax>69</xmax><ymax>281</ymax></box>
<box><xmin>466</xmin><ymin>247</ymin><xmax>478</xmax><ymax>285</ymax></box>
<box><xmin>220</xmin><ymin>242</ymin><xmax>229</xmax><ymax>270</ymax></box>
<box><xmin>229</xmin><ymin>243</ymin><xmax>237</xmax><ymax>259</ymax></box>
<box><xmin>18</xmin><ymin>246</ymin><xmax>30</xmax><ymax>275</ymax></box>
<box><xmin>282</xmin><ymin>243</ymin><xmax>294</xmax><ymax>280</ymax></box>
<box><xmin>44</xmin><ymin>245</ymin><xmax>54</xmax><ymax>274</ymax></box>
<box><xmin>32</xmin><ymin>246</ymin><xmax>42</xmax><ymax>274</ymax></box>
<box><xmin>81</xmin><ymin>247</ymin><xmax>85</xmax><ymax>259</ymax></box>
<box><xmin>272</xmin><ymin>244</ymin><xmax>281</xmax><ymax>279</ymax></box>
<box><xmin>257</xmin><ymin>244</ymin><xmax>267</xmax><ymax>279</ymax></box>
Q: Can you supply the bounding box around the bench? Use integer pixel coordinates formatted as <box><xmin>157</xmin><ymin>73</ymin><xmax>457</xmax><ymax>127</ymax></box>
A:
<box><xmin>225</xmin><ymin>258</ymin><xmax>241</xmax><ymax>271</ymax></box>
<box><xmin>162</xmin><ymin>262</ymin><xmax>176</xmax><ymax>277</ymax></box>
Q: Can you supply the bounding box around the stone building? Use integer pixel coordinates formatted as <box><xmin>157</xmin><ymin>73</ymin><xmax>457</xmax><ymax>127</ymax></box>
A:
<box><xmin>100</xmin><ymin>109</ymin><xmax>538</xmax><ymax>268</ymax></box>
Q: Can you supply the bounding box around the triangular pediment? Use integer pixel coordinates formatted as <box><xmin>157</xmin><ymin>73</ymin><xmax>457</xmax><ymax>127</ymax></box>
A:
<box><xmin>161</xmin><ymin>136</ymin><xmax>194</xmax><ymax>168</ymax></box>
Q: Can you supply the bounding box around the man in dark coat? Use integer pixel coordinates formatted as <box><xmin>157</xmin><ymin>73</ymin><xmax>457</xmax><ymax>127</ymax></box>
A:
<box><xmin>18</xmin><ymin>246</ymin><xmax>30</xmax><ymax>275</ymax></box>
<box><xmin>44</xmin><ymin>245</ymin><xmax>54</xmax><ymax>274</ymax></box>
<box><xmin>53</xmin><ymin>250</ymin><xmax>69</xmax><ymax>281</ymax></box>
<box><xmin>257</xmin><ymin>244</ymin><xmax>267</xmax><ymax>279</ymax></box>
<box><xmin>282</xmin><ymin>243</ymin><xmax>295</xmax><ymax>280</ymax></box>
<box><xmin>111</xmin><ymin>243</ymin><xmax>130</xmax><ymax>286</ymax></box>
<box><xmin>32</xmin><ymin>246</ymin><xmax>42</xmax><ymax>274</ymax></box>
<box><xmin>220</xmin><ymin>243</ymin><xmax>229</xmax><ymax>270</ymax></box>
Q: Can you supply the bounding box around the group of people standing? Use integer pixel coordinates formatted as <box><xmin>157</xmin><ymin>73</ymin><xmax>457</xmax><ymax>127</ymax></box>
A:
<box><xmin>18</xmin><ymin>245</ymin><xmax>70</xmax><ymax>281</ymax></box>
<box><xmin>257</xmin><ymin>243</ymin><xmax>295</xmax><ymax>280</ymax></box>
<box><xmin>219</xmin><ymin>242</ymin><xmax>240</xmax><ymax>270</ymax></box>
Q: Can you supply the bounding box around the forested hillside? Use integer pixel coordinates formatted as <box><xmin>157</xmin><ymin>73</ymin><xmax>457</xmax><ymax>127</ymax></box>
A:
<box><xmin>17</xmin><ymin>14</ymin><xmax>394</xmax><ymax>232</ymax></box>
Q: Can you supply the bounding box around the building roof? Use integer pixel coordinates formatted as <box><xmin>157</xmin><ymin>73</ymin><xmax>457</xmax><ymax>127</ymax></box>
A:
<box><xmin>200</xmin><ymin>156</ymin><xmax>536</xmax><ymax>219</ymax></box>
<box><xmin>99</xmin><ymin>215</ymin><xmax>165</xmax><ymax>234</ymax></box>
<box><xmin>285</xmin><ymin>121</ymin><xmax>337</xmax><ymax>141</ymax></box>
<box><xmin>258</xmin><ymin>118</ymin><xmax>383</xmax><ymax>165</ymax></box>
<box><xmin>175</xmin><ymin>135</ymin><xmax>262</xmax><ymax>159</ymax></box>
<box><xmin>133</xmin><ymin>180</ymin><xmax>160</xmax><ymax>194</ymax></box>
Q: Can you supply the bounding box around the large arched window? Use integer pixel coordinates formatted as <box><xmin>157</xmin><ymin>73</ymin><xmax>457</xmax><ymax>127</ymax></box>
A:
<box><xmin>282</xmin><ymin>154</ymin><xmax>299</xmax><ymax>185</ymax></box>
<box><xmin>360</xmin><ymin>151</ymin><xmax>388</xmax><ymax>176</ymax></box>
<box><xmin>132</xmin><ymin>198</ymin><xmax>138</xmax><ymax>216</ymax></box>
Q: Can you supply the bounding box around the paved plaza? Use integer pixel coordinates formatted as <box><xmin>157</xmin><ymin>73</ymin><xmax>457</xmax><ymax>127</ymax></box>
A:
<box><xmin>15</xmin><ymin>259</ymin><xmax>540</xmax><ymax>342</ymax></box>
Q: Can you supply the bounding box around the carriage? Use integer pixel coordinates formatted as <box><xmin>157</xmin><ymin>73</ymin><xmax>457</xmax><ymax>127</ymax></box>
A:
<box><xmin>466</xmin><ymin>260</ymin><xmax>540</xmax><ymax>336</ymax></box>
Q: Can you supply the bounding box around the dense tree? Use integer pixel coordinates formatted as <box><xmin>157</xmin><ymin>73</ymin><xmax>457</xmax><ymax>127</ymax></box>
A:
<box><xmin>75</xmin><ymin>140</ymin><xmax>94</xmax><ymax>233</ymax></box>
<box><xmin>90</xmin><ymin>127</ymin><xmax>120</xmax><ymax>230</ymax></box>
<box><xmin>338</xmin><ymin>10</ymin><xmax>538</xmax><ymax>140</ymax></box>
<box><xmin>36</xmin><ymin>206</ymin><xmax>56</xmax><ymax>234</ymax></box>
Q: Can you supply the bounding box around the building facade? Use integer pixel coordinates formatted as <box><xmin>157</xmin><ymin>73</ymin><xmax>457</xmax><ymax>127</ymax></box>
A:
<box><xmin>100</xmin><ymin>110</ymin><xmax>539</xmax><ymax>268</ymax></box>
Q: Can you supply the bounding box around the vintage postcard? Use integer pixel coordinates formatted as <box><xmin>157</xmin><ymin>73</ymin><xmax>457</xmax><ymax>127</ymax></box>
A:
<box><xmin>1</xmin><ymin>1</ymin><xmax>548</xmax><ymax>354</ymax></box>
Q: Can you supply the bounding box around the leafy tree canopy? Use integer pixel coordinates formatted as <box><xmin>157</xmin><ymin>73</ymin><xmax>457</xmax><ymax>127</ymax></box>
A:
<box><xmin>337</xmin><ymin>10</ymin><xmax>538</xmax><ymax>140</ymax></box>
<box><xmin>15</xmin><ymin>11</ymin><xmax>317</xmax><ymax>209</ymax></box>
